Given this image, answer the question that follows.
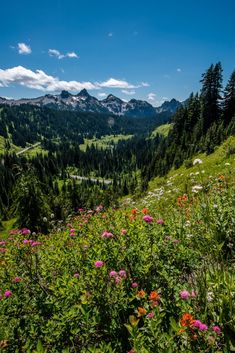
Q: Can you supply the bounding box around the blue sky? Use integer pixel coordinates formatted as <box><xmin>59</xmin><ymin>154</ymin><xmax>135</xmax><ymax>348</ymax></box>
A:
<box><xmin>0</xmin><ymin>0</ymin><xmax>235</xmax><ymax>106</ymax></box>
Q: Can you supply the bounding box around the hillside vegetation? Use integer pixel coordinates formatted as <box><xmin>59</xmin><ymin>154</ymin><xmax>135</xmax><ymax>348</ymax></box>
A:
<box><xmin>0</xmin><ymin>141</ymin><xmax>234</xmax><ymax>352</ymax></box>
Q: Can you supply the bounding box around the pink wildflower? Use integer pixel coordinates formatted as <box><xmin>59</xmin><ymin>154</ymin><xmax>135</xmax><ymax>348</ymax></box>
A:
<box><xmin>4</xmin><ymin>290</ymin><xmax>12</xmax><ymax>298</ymax></box>
<box><xmin>147</xmin><ymin>311</ymin><xmax>155</xmax><ymax>319</ymax></box>
<box><xmin>156</xmin><ymin>219</ymin><xmax>164</xmax><ymax>225</ymax></box>
<box><xmin>131</xmin><ymin>282</ymin><xmax>138</xmax><ymax>288</ymax></box>
<box><xmin>180</xmin><ymin>290</ymin><xmax>191</xmax><ymax>300</ymax></box>
<box><xmin>119</xmin><ymin>270</ymin><xmax>127</xmax><ymax>278</ymax></box>
<box><xmin>212</xmin><ymin>325</ymin><xmax>221</xmax><ymax>334</ymax></box>
<box><xmin>74</xmin><ymin>273</ymin><xmax>80</xmax><ymax>278</ymax></box>
<box><xmin>31</xmin><ymin>241</ymin><xmax>42</xmax><ymax>247</ymax></box>
<box><xmin>115</xmin><ymin>276</ymin><xmax>122</xmax><ymax>284</ymax></box>
<box><xmin>20</xmin><ymin>228</ymin><xmax>31</xmax><ymax>235</ymax></box>
<box><xmin>193</xmin><ymin>320</ymin><xmax>208</xmax><ymax>331</ymax></box>
<box><xmin>143</xmin><ymin>215</ymin><xmax>153</xmax><ymax>223</ymax></box>
<box><xmin>70</xmin><ymin>228</ymin><xmax>76</xmax><ymax>233</ymax></box>
<box><xmin>0</xmin><ymin>248</ymin><xmax>6</xmax><ymax>253</ymax></box>
<box><xmin>109</xmin><ymin>271</ymin><xmax>118</xmax><ymax>278</ymax></box>
<box><xmin>102</xmin><ymin>231</ymin><xmax>114</xmax><ymax>238</ymax></box>
<box><xmin>12</xmin><ymin>277</ymin><xmax>22</xmax><ymax>283</ymax></box>
<box><xmin>199</xmin><ymin>323</ymin><xmax>208</xmax><ymax>331</ymax></box>
<box><xmin>0</xmin><ymin>241</ymin><xmax>6</xmax><ymax>246</ymax></box>
<box><xmin>121</xmin><ymin>229</ymin><xmax>127</xmax><ymax>235</ymax></box>
<box><xmin>69</xmin><ymin>233</ymin><xmax>76</xmax><ymax>237</ymax></box>
<box><xmin>193</xmin><ymin>320</ymin><xmax>202</xmax><ymax>328</ymax></box>
<box><xmin>95</xmin><ymin>260</ymin><xmax>104</xmax><ymax>268</ymax></box>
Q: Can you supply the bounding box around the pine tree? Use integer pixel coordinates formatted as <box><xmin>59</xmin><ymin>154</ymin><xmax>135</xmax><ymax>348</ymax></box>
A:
<box><xmin>223</xmin><ymin>70</ymin><xmax>235</xmax><ymax>124</ymax></box>
<box><xmin>200</xmin><ymin>62</ymin><xmax>223</xmax><ymax>132</ymax></box>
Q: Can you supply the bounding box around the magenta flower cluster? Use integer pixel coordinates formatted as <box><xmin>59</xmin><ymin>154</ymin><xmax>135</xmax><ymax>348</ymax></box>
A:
<box><xmin>102</xmin><ymin>231</ymin><xmax>114</xmax><ymax>238</ymax></box>
<box><xmin>180</xmin><ymin>290</ymin><xmax>196</xmax><ymax>300</ymax></box>
<box><xmin>143</xmin><ymin>215</ymin><xmax>153</xmax><ymax>223</ymax></box>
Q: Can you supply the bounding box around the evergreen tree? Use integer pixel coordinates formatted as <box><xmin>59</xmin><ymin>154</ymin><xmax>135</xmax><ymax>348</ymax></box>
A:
<box><xmin>223</xmin><ymin>70</ymin><xmax>235</xmax><ymax>124</ymax></box>
<box><xmin>200</xmin><ymin>62</ymin><xmax>223</xmax><ymax>131</ymax></box>
<box><xmin>12</xmin><ymin>169</ymin><xmax>50</xmax><ymax>232</ymax></box>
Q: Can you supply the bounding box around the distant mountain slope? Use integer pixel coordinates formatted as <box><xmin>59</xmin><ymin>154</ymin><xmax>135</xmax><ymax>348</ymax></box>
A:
<box><xmin>0</xmin><ymin>90</ymin><xmax>182</xmax><ymax>119</ymax></box>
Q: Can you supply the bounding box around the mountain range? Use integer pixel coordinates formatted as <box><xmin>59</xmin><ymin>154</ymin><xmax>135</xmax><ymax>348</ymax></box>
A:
<box><xmin>0</xmin><ymin>90</ymin><xmax>182</xmax><ymax>118</ymax></box>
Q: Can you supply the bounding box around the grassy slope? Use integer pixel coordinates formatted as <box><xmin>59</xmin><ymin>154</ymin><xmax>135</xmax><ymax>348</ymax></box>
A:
<box><xmin>0</xmin><ymin>136</ymin><xmax>21</xmax><ymax>154</ymax></box>
<box><xmin>129</xmin><ymin>135</ymin><xmax>235</xmax><ymax>211</ymax></box>
<box><xmin>150</xmin><ymin>123</ymin><xmax>173</xmax><ymax>138</ymax></box>
<box><xmin>79</xmin><ymin>134</ymin><xmax>133</xmax><ymax>151</ymax></box>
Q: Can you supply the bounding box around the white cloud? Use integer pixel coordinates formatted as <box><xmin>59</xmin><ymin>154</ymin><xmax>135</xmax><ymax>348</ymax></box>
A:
<box><xmin>97</xmin><ymin>92</ymin><xmax>107</xmax><ymax>98</ymax></box>
<box><xmin>147</xmin><ymin>93</ymin><xmax>156</xmax><ymax>101</ymax></box>
<box><xmin>48</xmin><ymin>49</ymin><xmax>79</xmax><ymax>59</ymax></box>
<box><xmin>121</xmin><ymin>90</ymin><xmax>136</xmax><ymax>95</ymax></box>
<box><xmin>18</xmin><ymin>43</ymin><xmax>32</xmax><ymax>55</ymax></box>
<box><xmin>67</xmin><ymin>52</ymin><xmax>79</xmax><ymax>58</ymax></box>
<box><xmin>141</xmin><ymin>82</ymin><xmax>150</xmax><ymax>87</ymax></box>
<box><xmin>98</xmin><ymin>78</ymin><xmax>136</xmax><ymax>89</ymax></box>
<box><xmin>0</xmin><ymin>66</ymin><xmax>140</xmax><ymax>93</ymax></box>
<box><xmin>177</xmin><ymin>68</ymin><xmax>182</xmax><ymax>72</ymax></box>
<box><xmin>49</xmin><ymin>49</ymin><xmax>64</xmax><ymax>59</ymax></box>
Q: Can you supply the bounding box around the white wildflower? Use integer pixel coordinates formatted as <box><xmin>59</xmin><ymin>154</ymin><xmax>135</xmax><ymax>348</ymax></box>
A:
<box><xmin>192</xmin><ymin>185</ymin><xmax>203</xmax><ymax>193</ymax></box>
<box><xmin>193</xmin><ymin>158</ymin><xmax>203</xmax><ymax>165</ymax></box>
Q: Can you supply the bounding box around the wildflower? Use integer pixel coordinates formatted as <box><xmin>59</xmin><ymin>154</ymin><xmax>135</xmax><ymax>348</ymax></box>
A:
<box><xmin>131</xmin><ymin>282</ymin><xmax>138</xmax><ymax>288</ymax></box>
<box><xmin>43</xmin><ymin>217</ymin><xmax>47</xmax><ymax>222</ymax></box>
<box><xmin>137</xmin><ymin>307</ymin><xmax>147</xmax><ymax>316</ymax></box>
<box><xmin>70</xmin><ymin>228</ymin><xmax>76</xmax><ymax>233</ymax></box>
<box><xmin>20</xmin><ymin>228</ymin><xmax>31</xmax><ymax>235</ymax></box>
<box><xmin>156</xmin><ymin>219</ymin><xmax>164</xmax><ymax>225</ymax></box>
<box><xmin>218</xmin><ymin>175</ymin><xmax>225</xmax><ymax>182</ymax></box>
<box><xmin>115</xmin><ymin>276</ymin><xmax>122</xmax><ymax>284</ymax></box>
<box><xmin>180</xmin><ymin>290</ymin><xmax>191</xmax><ymax>300</ymax></box>
<box><xmin>31</xmin><ymin>241</ymin><xmax>42</xmax><ymax>247</ymax></box>
<box><xmin>109</xmin><ymin>270</ymin><xmax>118</xmax><ymax>278</ymax></box>
<box><xmin>192</xmin><ymin>185</ymin><xmax>203</xmax><ymax>193</ymax></box>
<box><xmin>141</xmin><ymin>208</ymin><xmax>149</xmax><ymax>214</ymax></box>
<box><xmin>212</xmin><ymin>325</ymin><xmax>221</xmax><ymax>334</ymax></box>
<box><xmin>149</xmin><ymin>290</ymin><xmax>160</xmax><ymax>301</ymax></box>
<box><xmin>74</xmin><ymin>273</ymin><xmax>80</xmax><ymax>278</ymax></box>
<box><xmin>23</xmin><ymin>239</ymin><xmax>31</xmax><ymax>244</ymax></box>
<box><xmin>207</xmin><ymin>291</ymin><xmax>214</xmax><ymax>302</ymax></box>
<box><xmin>177</xmin><ymin>194</ymin><xmax>188</xmax><ymax>207</ymax></box>
<box><xmin>69</xmin><ymin>233</ymin><xmax>76</xmax><ymax>237</ymax></box>
<box><xmin>121</xmin><ymin>229</ymin><xmax>127</xmax><ymax>235</ymax></box>
<box><xmin>137</xmin><ymin>289</ymin><xmax>145</xmax><ymax>298</ymax></box>
<box><xmin>131</xmin><ymin>209</ymin><xmax>137</xmax><ymax>215</ymax></box>
<box><xmin>151</xmin><ymin>300</ymin><xmax>159</xmax><ymax>307</ymax></box>
<box><xmin>95</xmin><ymin>260</ymin><xmax>104</xmax><ymax>268</ymax></box>
<box><xmin>0</xmin><ymin>241</ymin><xmax>6</xmax><ymax>246</ymax></box>
<box><xmin>102</xmin><ymin>231</ymin><xmax>114</xmax><ymax>238</ymax></box>
<box><xmin>191</xmin><ymin>290</ymin><xmax>197</xmax><ymax>298</ymax></box>
<box><xmin>199</xmin><ymin>323</ymin><xmax>208</xmax><ymax>331</ymax></box>
<box><xmin>4</xmin><ymin>290</ymin><xmax>12</xmax><ymax>298</ymax></box>
<box><xmin>193</xmin><ymin>158</ymin><xmax>203</xmax><ymax>165</ymax></box>
<box><xmin>180</xmin><ymin>313</ymin><xmax>195</xmax><ymax>327</ymax></box>
<box><xmin>143</xmin><ymin>215</ymin><xmax>153</xmax><ymax>223</ymax></box>
<box><xmin>12</xmin><ymin>277</ymin><xmax>22</xmax><ymax>283</ymax></box>
<box><xmin>193</xmin><ymin>320</ymin><xmax>202</xmax><ymax>329</ymax></box>
<box><xmin>147</xmin><ymin>311</ymin><xmax>155</xmax><ymax>319</ymax></box>
<box><xmin>119</xmin><ymin>270</ymin><xmax>127</xmax><ymax>278</ymax></box>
